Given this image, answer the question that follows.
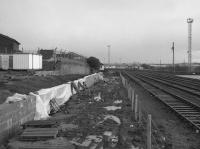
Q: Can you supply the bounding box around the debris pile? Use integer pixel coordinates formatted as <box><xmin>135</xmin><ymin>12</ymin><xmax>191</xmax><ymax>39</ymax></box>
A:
<box><xmin>6</xmin><ymin>73</ymin><xmax>147</xmax><ymax>149</ymax></box>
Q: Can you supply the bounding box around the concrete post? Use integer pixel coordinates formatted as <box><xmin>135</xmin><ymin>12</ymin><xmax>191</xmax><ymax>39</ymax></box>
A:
<box><xmin>128</xmin><ymin>87</ymin><xmax>131</xmax><ymax>100</ymax></box>
<box><xmin>131</xmin><ymin>89</ymin><xmax>135</xmax><ymax>112</ymax></box>
<box><xmin>147</xmin><ymin>114</ymin><xmax>152</xmax><ymax>149</ymax></box>
<box><xmin>138</xmin><ymin>99</ymin><xmax>141</xmax><ymax>123</ymax></box>
<box><xmin>134</xmin><ymin>94</ymin><xmax>138</xmax><ymax>121</ymax></box>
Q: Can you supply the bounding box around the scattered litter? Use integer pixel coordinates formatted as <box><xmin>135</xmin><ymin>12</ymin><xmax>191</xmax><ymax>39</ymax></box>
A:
<box><xmin>94</xmin><ymin>92</ymin><xmax>102</xmax><ymax>101</ymax></box>
<box><xmin>5</xmin><ymin>93</ymin><xmax>27</xmax><ymax>103</ymax></box>
<box><xmin>70</xmin><ymin>135</ymin><xmax>103</xmax><ymax>149</ymax></box>
<box><xmin>103</xmin><ymin>131</ymin><xmax>118</xmax><ymax>148</ymax></box>
<box><xmin>70</xmin><ymin>137</ymin><xmax>92</xmax><ymax>148</ymax></box>
<box><xmin>113</xmin><ymin>100</ymin><xmax>122</xmax><ymax>104</ymax></box>
<box><xmin>110</xmin><ymin>135</ymin><xmax>118</xmax><ymax>147</ymax></box>
<box><xmin>104</xmin><ymin>106</ymin><xmax>121</xmax><ymax>111</ymax></box>
<box><xmin>103</xmin><ymin>78</ymin><xmax>109</xmax><ymax>83</ymax></box>
<box><xmin>104</xmin><ymin>131</ymin><xmax>112</xmax><ymax>137</ymax></box>
<box><xmin>103</xmin><ymin>115</ymin><xmax>121</xmax><ymax>125</ymax></box>
<box><xmin>87</xmin><ymin>135</ymin><xmax>103</xmax><ymax>142</ymax></box>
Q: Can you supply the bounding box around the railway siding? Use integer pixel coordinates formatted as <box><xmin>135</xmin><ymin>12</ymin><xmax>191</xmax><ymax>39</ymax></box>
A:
<box><xmin>124</xmin><ymin>71</ymin><xmax>200</xmax><ymax>131</ymax></box>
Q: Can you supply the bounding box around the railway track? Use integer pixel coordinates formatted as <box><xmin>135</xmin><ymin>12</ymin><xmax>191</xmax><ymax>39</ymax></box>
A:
<box><xmin>123</xmin><ymin>71</ymin><xmax>200</xmax><ymax>130</ymax></box>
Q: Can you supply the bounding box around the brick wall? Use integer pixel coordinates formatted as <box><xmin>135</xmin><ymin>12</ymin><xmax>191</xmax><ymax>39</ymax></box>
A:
<box><xmin>0</xmin><ymin>96</ymin><xmax>36</xmax><ymax>144</ymax></box>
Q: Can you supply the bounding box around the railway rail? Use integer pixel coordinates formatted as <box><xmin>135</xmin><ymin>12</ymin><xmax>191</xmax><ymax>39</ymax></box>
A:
<box><xmin>123</xmin><ymin>70</ymin><xmax>200</xmax><ymax>130</ymax></box>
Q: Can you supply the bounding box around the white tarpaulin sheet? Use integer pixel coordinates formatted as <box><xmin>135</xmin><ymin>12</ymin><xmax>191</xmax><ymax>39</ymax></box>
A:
<box><xmin>4</xmin><ymin>72</ymin><xmax>103</xmax><ymax>120</ymax></box>
<box><xmin>5</xmin><ymin>93</ymin><xmax>27</xmax><ymax>103</ymax></box>
<box><xmin>30</xmin><ymin>83</ymin><xmax>72</xmax><ymax>120</ymax></box>
<box><xmin>32</xmin><ymin>72</ymin><xmax>103</xmax><ymax>120</ymax></box>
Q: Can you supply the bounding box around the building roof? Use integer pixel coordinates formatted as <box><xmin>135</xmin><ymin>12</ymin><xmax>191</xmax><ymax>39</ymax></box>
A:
<box><xmin>39</xmin><ymin>49</ymin><xmax>54</xmax><ymax>59</ymax></box>
<box><xmin>0</xmin><ymin>33</ymin><xmax>20</xmax><ymax>44</ymax></box>
<box><xmin>66</xmin><ymin>51</ymin><xmax>86</xmax><ymax>58</ymax></box>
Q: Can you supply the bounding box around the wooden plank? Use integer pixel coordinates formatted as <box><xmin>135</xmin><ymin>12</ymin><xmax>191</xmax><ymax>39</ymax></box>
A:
<box><xmin>24</xmin><ymin>128</ymin><xmax>58</xmax><ymax>132</ymax></box>
<box><xmin>20</xmin><ymin>145</ymin><xmax>68</xmax><ymax>149</ymax></box>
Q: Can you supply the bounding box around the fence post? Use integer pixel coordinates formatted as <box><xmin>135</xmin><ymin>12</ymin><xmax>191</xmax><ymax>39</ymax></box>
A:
<box><xmin>131</xmin><ymin>89</ymin><xmax>135</xmax><ymax>112</ymax></box>
<box><xmin>134</xmin><ymin>94</ymin><xmax>138</xmax><ymax>121</ymax></box>
<box><xmin>138</xmin><ymin>99</ymin><xmax>141</xmax><ymax>123</ymax></box>
<box><xmin>147</xmin><ymin>114</ymin><xmax>152</xmax><ymax>149</ymax></box>
<box><xmin>128</xmin><ymin>86</ymin><xmax>132</xmax><ymax>100</ymax></box>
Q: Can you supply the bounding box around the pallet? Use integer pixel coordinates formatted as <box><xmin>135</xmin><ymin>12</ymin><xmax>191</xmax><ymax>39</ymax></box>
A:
<box><xmin>20</xmin><ymin>128</ymin><xmax>58</xmax><ymax>141</ymax></box>
<box><xmin>22</xmin><ymin>120</ymin><xmax>57</xmax><ymax>128</ymax></box>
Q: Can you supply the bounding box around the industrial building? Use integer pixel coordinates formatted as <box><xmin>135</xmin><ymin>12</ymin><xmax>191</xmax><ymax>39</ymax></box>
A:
<box><xmin>0</xmin><ymin>33</ymin><xmax>21</xmax><ymax>54</ymax></box>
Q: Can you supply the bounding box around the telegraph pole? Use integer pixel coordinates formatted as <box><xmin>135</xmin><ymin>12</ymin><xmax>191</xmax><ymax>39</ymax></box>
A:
<box><xmin>171</xmin><ymin>42</ymin><xmax>175</xmax><ymax>73</ymax></box>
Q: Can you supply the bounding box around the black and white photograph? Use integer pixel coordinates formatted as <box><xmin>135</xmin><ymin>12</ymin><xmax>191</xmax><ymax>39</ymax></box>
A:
<box><xmin>0</xmin><ymin>0</ymin><xmax>200</xmax><ymax>148</ymax></box>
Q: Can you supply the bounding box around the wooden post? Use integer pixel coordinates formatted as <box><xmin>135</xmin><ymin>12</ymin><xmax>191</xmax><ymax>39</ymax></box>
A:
<box><xmin>128</xmin><ymin>87</ymin><xmax>131</xmax><ymax>100</ymax></box>
<box><xmin>147</xmin><ymin>114</ymin><xmax>152</xmax><ymax>149</ymax></box>
<box><xmin>131</xmin><ymin>89</ymin><xmax>135</xmax><ymax>112</ymax></box>
<box><xmin>138</xmin><ymin>99</ymin><xmax>141</xmax><ymax>122</ymax></box>
<box><xmin>134</xmin><ymin>94</ymin><xmax>138</xmax><ymax>121</ymax></box>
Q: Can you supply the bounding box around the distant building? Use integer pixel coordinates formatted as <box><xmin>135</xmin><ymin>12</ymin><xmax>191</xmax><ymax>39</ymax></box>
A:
<box><xmin>0</xmin><ymin>33</ymin><xmax>20</xmax><ymax>54</ymax></box>
<box><xmin>57</xmin><ymin>51</ymin><xmax>87</xmax><ymax>62</ymax></box>
<box><xmin>38</xmin><ymin>49</ymin><xmax>55</xmax><ymax>60</ymax></box>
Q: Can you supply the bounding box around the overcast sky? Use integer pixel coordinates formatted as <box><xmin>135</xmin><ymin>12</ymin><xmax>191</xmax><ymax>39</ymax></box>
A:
<box><xmin>0</xmin><ymin>0</ymin><xmax>200</xmax><ymax>64</ymax></box>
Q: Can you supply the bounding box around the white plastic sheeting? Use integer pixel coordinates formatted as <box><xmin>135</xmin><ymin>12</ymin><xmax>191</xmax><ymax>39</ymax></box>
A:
<box><xmin>31</xmin><ymin>83</ymin><xmax>72</xmax><ymax>120</ymax></box>
<box><xmin>103</xmin><ymin>115</ymin><xmax>121</xmax><ymax>125</ymax></box>
<box><xmin>94</xmin><ymin>92</ymin><xmax>102</xmax><ymax>102</ymax></box>
<box><xmin>103</xmin><ymin>106</ymin><xmax>121</xmax><ymax>111</ymax></box>
<box><xmin>32</xmin><ymin>72</ymin><xmax>103</xmax><ymax>120</ymax></box>
<box><xmin>5</xmin><ymin>93</ymin><xmax>27</xmax><ymax>103</ymax></box>
<box><xmin>113</xmin><ymin>100</ymin><xmax>122</xmax><ymax>104</ymax></box>
<box><xmin>4</xmin><ymin>72</ymin><xmax>103</xmax><ymax>120</ymax></box>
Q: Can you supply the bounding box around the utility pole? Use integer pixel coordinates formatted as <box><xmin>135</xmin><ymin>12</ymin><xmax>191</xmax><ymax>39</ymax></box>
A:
<box><xmin>187</xmin><ymin>18</ymin><xmax>194</xmax><ymax>73</ymax></box>
<box><xmin>160</xmin><ymin>59</ymin><xmax>161</xmax><ymax>71</ymax></box>
<box><xmin>107</xmin><ymin>45</ymin><xmax>111</xmax><ymax>65</ymax></box>
<box><xmin>171</xmin><ymin>42</ymin><xmax>175</xmax><ymax>73</ymax></box>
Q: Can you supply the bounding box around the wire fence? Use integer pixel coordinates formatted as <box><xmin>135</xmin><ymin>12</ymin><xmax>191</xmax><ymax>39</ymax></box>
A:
<box><xmin>120</xmin><ymin>73</ymin><xmax>169</xmax><ymax>149</ymax></box>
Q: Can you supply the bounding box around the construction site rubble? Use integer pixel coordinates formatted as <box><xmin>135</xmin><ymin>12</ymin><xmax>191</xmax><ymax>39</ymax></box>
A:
<box><xmin>6</xmin><ymin>72</ymin><xmax>147</xmax><ymax>149</ymax></box>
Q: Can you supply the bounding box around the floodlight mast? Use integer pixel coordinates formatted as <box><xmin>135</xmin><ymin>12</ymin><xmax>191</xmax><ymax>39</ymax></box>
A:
<box><xmin>172</xmin><ymin>42</ymin><xmax>175</xmax><ymax>73</ymax></box>
<box><xmin>187</xmin><ymin>18</ymin><xmax>193</xmax><ymax>73</ymax></box>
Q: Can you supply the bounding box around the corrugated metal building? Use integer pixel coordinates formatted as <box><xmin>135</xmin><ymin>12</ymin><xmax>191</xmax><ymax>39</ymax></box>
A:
<box><xmin>0</xmin><ymin>33</ymin><xmax>20</xmax><ymax>54</ymax></box>
<box><xmin>0</xmin><ymin>54</ymin><xmax>42</xmax><ymax>70</ymax></box>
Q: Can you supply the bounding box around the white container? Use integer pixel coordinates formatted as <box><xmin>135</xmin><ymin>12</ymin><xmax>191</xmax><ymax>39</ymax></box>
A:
<box><xmin>0</xmin><ymin>55</ymin><xmax>9</xmax><ymax>70</ymax></box>
<box><xmin>39</xmin><ymin>55</ymin><xmax>43</xmax><ymax>69</ymax></box>
<box><xmin>12</xmin><ymin>54</ymin><xmax>42</xmax><ymax>70</ymax></box>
